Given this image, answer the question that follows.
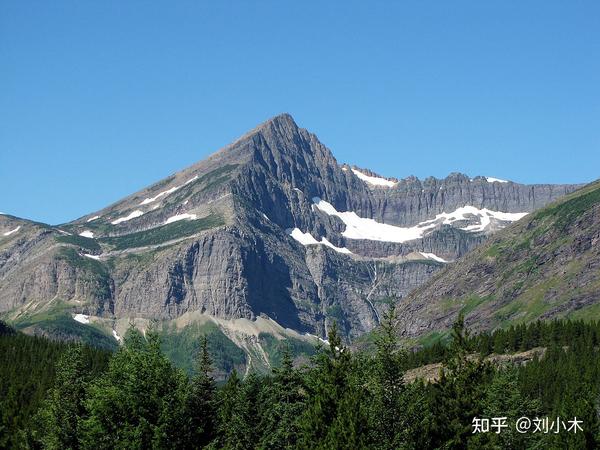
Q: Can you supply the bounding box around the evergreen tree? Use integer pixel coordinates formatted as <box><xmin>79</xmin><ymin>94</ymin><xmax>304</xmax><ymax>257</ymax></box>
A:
<box><xmin>426</xmin><ymin>313</ymin><xmax>492</xmax><ymax>448</ymax></box>
<box><xmin>368</xmin><ymin>304</ymin><xmax>408</xmax><ymax>449</ymax></box>
<box><xmin>469</xmin><ymin>368</ymin><xmax>541</xmax><ymax>449</ymax></box>
<box><xmin>225</xmin><ymin>372</ymin><xmax>262</xmax><ymax>450</ymax></box>
<box><xmin>259</xmin><ymin>346</ymin><xmax>305</xmax><ymax>449</ymax></box>
<box><xmin>35</xmin><ymin>345</ymin><xmax>88</xmax><ymax>450</ymax></box>
<box><xmin>79</xmin><ymin>329</ymin><xmax>188</xmax><ymax>449</ymax></box>
<box><xmin>297</xmin><ymin>322</ymin><xmax>365</xmax><ymax>449</ymax></box>
<box><xmin>215</xmin><ymin>368</ymin><xmax>242</xmax><ymax>448</ymax></box>
<box><xmin>182</xmin><ymin>336</ymin><xmax>217</xmax><ymax>448</ymax></box>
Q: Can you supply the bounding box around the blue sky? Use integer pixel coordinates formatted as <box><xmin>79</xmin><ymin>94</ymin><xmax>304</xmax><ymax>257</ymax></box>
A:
<box><xmin>1</xmin><ymin>1</ymin><xmax>598</xmax><ymax>224</ymax></box>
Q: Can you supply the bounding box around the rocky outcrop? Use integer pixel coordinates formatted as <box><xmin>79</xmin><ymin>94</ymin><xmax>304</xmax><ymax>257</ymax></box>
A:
<box><xmin>0</xmin><ymin>114</ymin><xmax>583</xmax><ymax>340</ymax></box>
<box><xmin>396</xmin><ymin>181</ymin><xmax>600</xmax><ymax>340</ymax></box>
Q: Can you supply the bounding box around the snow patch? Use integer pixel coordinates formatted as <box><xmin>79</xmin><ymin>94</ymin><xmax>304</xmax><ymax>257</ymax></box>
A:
<box><xmin>419</xmin><ymin>252</ymin><xmax>448</xmax><ymax>263</ymax></box>
<box><xmin>3</xmin><ymin>226</ymin><xmax>20</xmax><ymax>237</ymax></box>
<box><xmin>86</xmin><ymin>215</ymin><xmax>100</xmax><ymax>222</ymax></box>
<box><xmin>73</xmin><ymin>314</ymin><xmax>90</xmax><ymax>324</ymax></box>
<box><xmin>79</xmin><ymin>230</ymin><xmax>94</xmax><ymax>238</ymax></box>
<box><xmin>111</xmin><ymin>210</ymin><xmax>144</xmax><ymax>225</ymax></box>
<box><xmin>320</xmin><ymin>237</ymin><xmax>353</xmax><ymax>254</ymax></box>
<box><xmin>112</xmin><ymin>330</ymin><xmax>122</xmax><ymax>342</ymax></box>
<box><xmin>486</xmin><ymin>177</ymin><xmax>509</xmax><ymax>183</ymax></box>
<box><xmin>288</xmin><ymin>228</ymin><xmax>353</xmax><ymax>254</ymax></box>
<box><xmin>351</xmin><ymin>169</ymin><xmax>396</xmax><ymax>187</ymax></box>
<box><xmin>140</xmin><ymin>186</ymin><xmax>179</xmax><ymax>205</ymax></box>
<box><xmin>313</xmin><ymin>197</ymin><xmax>527</xmax><ymax>242</ymax></box>
<box><xmin>83</xmin><ymin>253</ymin><xmax>101</xmax><ymax>260</ymax></box>
<box><xmin>140</xmin><ymin>175</ymin><xmax>199</xmax><ymax>206</ymax></box>
<box><xmin>165</xmin><ymin>213</ymin><xmax>197</xmax><ymax>224</ymax></box>
<box><xmin>184</xmin><ymin>175</ymin><xmax>198</xmax><ymax>185</ymax></box>
<box><xmin>305</xmin><ymin>332</ymin><xmax>330</xmax><ymax>346</ymax></box>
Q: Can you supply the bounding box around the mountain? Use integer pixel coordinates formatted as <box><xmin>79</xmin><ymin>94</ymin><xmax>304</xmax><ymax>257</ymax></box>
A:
<box><xmin>397</xmin><ymin>180</ymin><xmax>600</xmax><ymax>341</ymax></box>
<box><xmin>0</xmin><ymin>114</ymin><xmax>581</xmax><ymax>369</ymax></box>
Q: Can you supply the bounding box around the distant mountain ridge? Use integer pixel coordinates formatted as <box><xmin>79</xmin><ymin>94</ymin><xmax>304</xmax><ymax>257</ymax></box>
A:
<box><xmin>0</xmin><ymin>114</ymin><xmax>581</xmax><ymax>353</ymax></box>
<box><xmin>396</xmin><ymin>180</ymin><xmax>600</xmax><ymax>341</ymax></box>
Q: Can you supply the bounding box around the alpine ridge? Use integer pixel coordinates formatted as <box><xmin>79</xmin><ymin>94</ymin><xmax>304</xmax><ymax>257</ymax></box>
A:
<box><xmin>396</xmin><ymin>180</ymin><xmax>600</xmax><ymax>341</ymax></box>
<box><xmin>0</xmin><ymin>114</ymin><xmax>581</xmax><ymax>349</ymax></box>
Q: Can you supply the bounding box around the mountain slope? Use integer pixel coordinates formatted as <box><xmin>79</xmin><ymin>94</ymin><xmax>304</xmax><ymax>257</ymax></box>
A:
<box><xmin>0</xmin><ymin>114</ymin><xmax>581</xmax><ymax>350</ymax></box>
<box><xmin>398</xmin><ymin>180</ymin><xmax>600</xmax><ymax>340</ymax></box>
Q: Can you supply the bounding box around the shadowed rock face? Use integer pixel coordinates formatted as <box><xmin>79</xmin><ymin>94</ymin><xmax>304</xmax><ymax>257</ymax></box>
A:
<box><xmin>0</xmin><ymin>114</ymin><xmax>582</xmax><ymax>340</ymax></box>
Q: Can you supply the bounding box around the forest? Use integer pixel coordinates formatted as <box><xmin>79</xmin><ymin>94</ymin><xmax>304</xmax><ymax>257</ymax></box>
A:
<box><xmin>1</xmin><ymin>311</ymin><xmax>599</xmax><ymax>449</ymax></box>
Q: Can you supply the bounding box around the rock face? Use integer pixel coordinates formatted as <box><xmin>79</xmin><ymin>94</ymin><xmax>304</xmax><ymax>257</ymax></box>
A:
<box><xmin>0</xmin><ymin>114</ymin><xmax>581</xmax><ymax>340</ymax></box>
<box><xmin>397</xmin><ymin>180</ymin><xmax>600</xmax><ymax>340</ymax></box>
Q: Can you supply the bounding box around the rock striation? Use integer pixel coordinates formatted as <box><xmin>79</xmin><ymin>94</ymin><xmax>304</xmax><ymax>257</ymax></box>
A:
<box><xmin>0</xmin><ymin>114</ymin><xmax>581</xmax><ymax>340</ymax></box>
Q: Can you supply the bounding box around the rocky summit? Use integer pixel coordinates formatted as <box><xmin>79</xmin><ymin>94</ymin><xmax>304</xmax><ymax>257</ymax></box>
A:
<box><xmin>0</xmin><ymin>114</ymin><xmax>581</xmax><ymax>351</ymax></box>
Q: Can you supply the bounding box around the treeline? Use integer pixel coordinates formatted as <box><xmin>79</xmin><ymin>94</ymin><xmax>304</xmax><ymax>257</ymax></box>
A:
<box><xmin>403</xmin><ymin>318</ymin><xmax>600</xmax><ymax>370</ymax></box>
<box><xmin>0</xmin><ymin>324</ymin><xmax>110</xmax><ymax>449</ymax></box>
<box><xmin>3</xmin><ymin>314</ymin><xmax>600</xmax><ymax>449</ymax></box>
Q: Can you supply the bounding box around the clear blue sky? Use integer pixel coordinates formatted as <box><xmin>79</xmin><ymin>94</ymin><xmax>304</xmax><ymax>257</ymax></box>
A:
<box><xmin>1</xmin><ymin>1</ymin><xmax>598</xmax><ymax>224</ymax></box>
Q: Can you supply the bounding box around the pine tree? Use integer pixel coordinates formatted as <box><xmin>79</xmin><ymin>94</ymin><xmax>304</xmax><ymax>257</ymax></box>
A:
<box><xmin>35</xmin><ymin>345</ymin><xmax>88</xmax><ymax>450</ymax></box>
<box><xmin>182</xmin><ymin>336</ymin><xmax>217</xmax><ymax>448</ymax></box>
<box><xmin>368</xmin><ymin>304</ymin><xmax>408</xmax><ymax>449</ymax></box>
<box><xmin>79</xmin><ymin>328</ymin><xmax>188</xmax><ymax>449</ymax></box>
<box><xmin>469</xmin><ymin>367</ymin><xmax>542</xmax><ymax>449</ymax></box>
<box><xmin>215</xmin><ymin>368</ymin><xmax>242</xmax><ymax>448</ymax></box>
<box><xmin>259</xmin><ymin>346</ymin><xmax>305</xmax><ymax>449</ymax></box>
<box><xmin>297</xmin><ymin>322</ymin><xmax>362</xmax><ymax>449</ymax></box>
<box><xmin>225</xmin><ymin>371</ymin><xmax>262</xmax><ymax>450</ymax></box>
<box><xmin>426</xmin><ymin>313</ymin><xmax>492</xmax><ymax>448</ymax></box>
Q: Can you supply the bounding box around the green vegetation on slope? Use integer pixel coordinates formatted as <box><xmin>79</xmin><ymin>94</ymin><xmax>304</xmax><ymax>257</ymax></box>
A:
<box><xmin>55</xmin><ymin>247</ymin><xmax>113</xmax><ymax>300</ymax></box>
<box><xmin>167</xmin><ymin>164</ymin><xmax>239</xmax><ymax>205</ymax></box>
<box><xmin>258</xmin><ymin>332</ymin><xmax>317</xmax><ymax>367</ymax></box>
<box><xmin>10</xmin><ymin>303</ymin><xmax>118</xmax><ymax>351</ymax></box>
<box><xmin>534</xmin><ymin>180</ymin><xmax>600</xmax><ymax>230</ymax></box>
<box><xmin>55</xmin><ymin>234</ymin><xmax>101</xmax><ymax>252</ymax></box>
<box><xmin>100</xmin><ymin>213</ymin><xmax>224</xmax><ymax>250</ymax></box>
<box><xmin>160</xmin><ymin>321</ymin><xmax>246</xmax><ymax>376</ymax></box>
<box><xmin>408</xmin><ymin>180</ymin><xmax>600</xmax><ymax>334</ymax></box>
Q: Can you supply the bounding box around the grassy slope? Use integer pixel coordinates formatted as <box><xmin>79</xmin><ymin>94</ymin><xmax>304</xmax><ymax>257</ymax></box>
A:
<box><xmin>9</xmin><ymin>302</ymin><xmax>118</xmax><ymax>351</ymax></box>
<box><xmin>406</xmin><ymin>180</ymin><xmax>600</xmax><ymax>342</ymax></box>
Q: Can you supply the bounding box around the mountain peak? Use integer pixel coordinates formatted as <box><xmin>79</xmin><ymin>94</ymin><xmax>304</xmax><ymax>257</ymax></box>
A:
<box><xmin>229</xmin><ymin>113</ymin><xmax>300</xmax><ymax>149</ymax></box>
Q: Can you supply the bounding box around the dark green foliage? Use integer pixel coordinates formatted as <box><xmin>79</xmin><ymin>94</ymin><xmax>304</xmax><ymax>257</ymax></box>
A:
<box><xmin>0</xmin><ymin>324</ymin><xmax>110</xmax><ymax>448</ymax></box>
<box><xmin>159</xmin><ymin>321</ymin><xmax>246</xmax><ymax>376</ymax></box>
<box><xmin>367</xmin><ymin>305</ymin><xmax>409</xmax><ymax>449</ymax></box>
<box><xmin>181</xmin><ymin>337</ymin><xmax>217</xmax><ymax>448</ymax></box>
<box><xmin>100</xmin><ymin>213</ymin><xmax>224</xmax><ymax>250</ymax></box>
<box><xmin>55</xmin><ymin>234</ymin><xmax>101</xmax><ymax>252</ymax></box>
<box><xmin>12</xmin><ymin>306</ymin><xmax>117</xmax><ymax>351</ymax></box>
<box><xmin>297</xmin><ymin>322</ymin><xmax>369</xmax><ymax>449</ymax></box>
<box><xmin>35</xmin><ymin>345</ymin><xmax>88</xmax><ymax>449</ymax></box>
<box><xmin>5</xmin><ymin>317</ymin><xmax>600</xmax><ymax>448</ymax></box>
<box><xmin>423</xmin><ymin>314</ymin><xmax>494</xmax><ymax>449</ymax></box>
<box><xmin>215</xmin><ymin>368</ymin><xmax>242</xmax><ymax>448</ymax></box>
<box><xmin>258</xmin><ymin>347</ymin><xmax>305</xmax><ymax>449</ymax></box>
<box><xmin>258</xmin><ymin>332</ymin><xmax>317</xmax><ymax>367</ymax></box>
<box><xmin>78</xmin><ymin>328</ymin><xmax>189</xmax><ymax>449</ymax></box>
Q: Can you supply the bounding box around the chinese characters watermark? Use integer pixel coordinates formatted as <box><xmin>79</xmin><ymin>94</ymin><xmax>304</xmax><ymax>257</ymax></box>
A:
<box><xmin>472</xmin><ymin>417</ymin><xmax>583</xmax><ymax>434</ymax></box>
